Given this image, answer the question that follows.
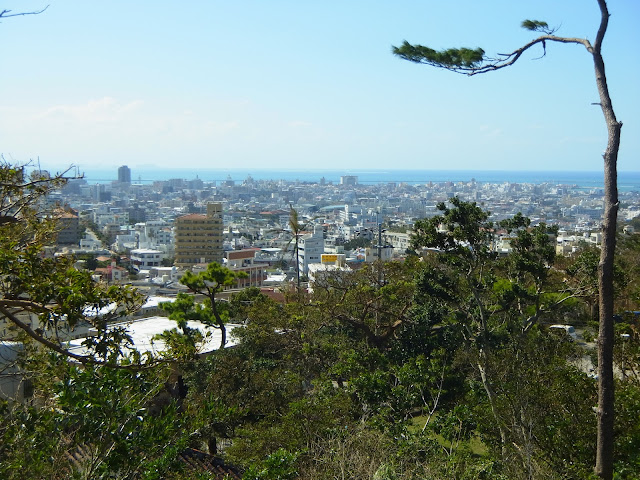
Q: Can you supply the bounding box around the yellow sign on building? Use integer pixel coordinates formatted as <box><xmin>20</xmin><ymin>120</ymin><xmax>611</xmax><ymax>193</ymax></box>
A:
<box><xmin>321</xmin><ymin>254</ymin><xmax>338</xmax><ymax>264</ymax></box>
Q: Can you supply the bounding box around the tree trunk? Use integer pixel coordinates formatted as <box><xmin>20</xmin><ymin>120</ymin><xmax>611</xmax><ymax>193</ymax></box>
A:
<box><xmin>210</xmin><ymin>292</ymin><xmax>227</xmax><ymax>349</ymax></box>
<box><xmin>477</xmin><ymin>349</ymin><xmax>508</xmax><ymax>456</ymax></box>
<box><xmin>593</xmin><ymin>2</ymin><xmax>621</xmax><ymax>478</ymax></box>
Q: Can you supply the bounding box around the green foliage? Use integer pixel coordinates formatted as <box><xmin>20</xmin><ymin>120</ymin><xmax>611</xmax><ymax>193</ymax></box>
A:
<box><xmin>343</xmin><ymin>235</ymin><xmax>373</xmax><ymax>250</ymax></box>
<box><xmin>0</xmin><ymin>357</ymin><xmax>188</xmax><ymax>480</ymax></box>
<box><xmin>614</xmin><ymin>382</ymin><xmax>640</xmax><ymax>478</ymax></box>
<box><xmin>311</xmin><ymin>260</ymin><xmax>417</xmax><ymax>349</ymax></box>
<box><xmin>161</xmin><ymin>262</ymin><xmax>247</xmax><ymax>349</ymax></box>
<box><xmin>227</xmin><ymin>286</ymin><xmax>269</xmax><ymax>322</ymax></box>
<box><xmin>521</xmin><ymin>19</ymin><xmax>553</xmax><ymax>34</ymax></box>
<box><xmin>0</xmin><ymin>161</ymin><xmax>149</xmax><ymax>365</ymax></box>
<box><xmin>242</xmin><ymin>448</ymin><xmax>299</xmax><ymax>480</ymax></box>
<box><xmin>565</xmin><ymin>244</ymin><xmax>629</xmax><ymax>321</ymax></box>
<box><xmin>393</xmin><ymin>41</ymin><xmax>485</xmax><ymax>68</ymax></box>
<box><xmin>3</xmin><ymin>160</ymin><xmax>640</xmax><ymax>478</ymax></box>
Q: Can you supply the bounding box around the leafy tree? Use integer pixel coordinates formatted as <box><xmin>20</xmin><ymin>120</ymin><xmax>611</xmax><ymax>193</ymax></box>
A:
<box><xmin>343</xmin><ymin>236</ymin><xmax>373</xmax><ymax>251</ymax></box>
<box><xmin>0</xmin><ymin>161</ymin><xmax>198</xmax><ymax>477</ymax></box>
<box><xmin>0</xmin><ymin>161</ymin><xmax>148</xmax><ymax>367</ymax></box>
<box><xmin>410</xmin><ymin>199</ymin><xmax>570</xmax><ymax>465</ymax></box>
<box><xmin>0</xmin><ymin>358</ymin><xmax>189</xmax><ymax>479</ymax></box>
<box><xmin>566</xmin><ymin>245</ymin><xmax>628</xmax><ymax>321</ymax></box>
<box><xmin>227</xmin><ymin>286</ymin><xmax>269</xmax><ymax>322</ymax></box>
<box><xmin>394</xmin><ymin>2</ymin><xmax>621</xmax><ymax>477</ymax></box>
<box><xmin>616</xmin><ymin>232</ymin><xmax>640</xmax><ymax>313</ymax></box>
<box><xmin>161</xmin><ymin>262</ymin><xmax>247</xmax><ymax>349</ymax></box>
<box><xmin>312</xmin><ymin>260</ymin><xmax>416</xmax><ymax>349</ymax></box>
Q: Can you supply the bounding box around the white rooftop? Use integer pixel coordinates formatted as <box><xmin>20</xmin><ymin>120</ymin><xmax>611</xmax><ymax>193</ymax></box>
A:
<box><xmin>66</xmin><ymin>316</ymin><xmax>242</xmax><ymax>358</ymax></box>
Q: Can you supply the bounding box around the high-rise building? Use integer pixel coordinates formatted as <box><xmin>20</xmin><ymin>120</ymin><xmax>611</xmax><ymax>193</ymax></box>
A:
<box><xmin>174</xmin><ymin>203</ymin><xmax>223</xmax><ymax>267</ymax></box>
<box><xmin>118</xmin><ymin>165</ymin><xmax>131</xmax><ymax>184</ymax></box>
<box><xmin>340</xmin><ymin>175</ymin><xmax>358</xmax><ymax>186</ymax></box>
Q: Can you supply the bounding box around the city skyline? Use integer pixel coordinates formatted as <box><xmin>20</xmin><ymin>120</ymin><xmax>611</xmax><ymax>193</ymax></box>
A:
<box><xmin>2</xmin><ymin>1</ymin><xmax>639</xmax><ymax>173</ymax></box>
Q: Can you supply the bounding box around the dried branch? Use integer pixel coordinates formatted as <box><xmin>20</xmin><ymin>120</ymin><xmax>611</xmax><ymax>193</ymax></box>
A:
<box><xmin>0</xmin><ymin>5</ymin><xmax>49</xmax><ymax>20</ymax></box>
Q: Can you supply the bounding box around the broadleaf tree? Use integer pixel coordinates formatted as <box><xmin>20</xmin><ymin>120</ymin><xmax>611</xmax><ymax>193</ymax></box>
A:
<box><xmin>410</xmin><ymin>198</ymin><xmax>566</xmax><ymax>463</ymax></box>
<box><xmin>0</xmin><ymin>160</ymin><xmax>152</xmax><ymax>368</ymax></box>
<box><xmin>394</xmin><ymin>2</ymin><xmax>621</xmax><ymax>477</ymax></box>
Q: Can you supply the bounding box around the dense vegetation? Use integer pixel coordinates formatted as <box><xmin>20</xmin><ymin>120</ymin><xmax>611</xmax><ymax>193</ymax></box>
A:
<box><xmin>1</xmin><ymin>162</ymin><xmax>639</xmax><ymax>479</ymax></box>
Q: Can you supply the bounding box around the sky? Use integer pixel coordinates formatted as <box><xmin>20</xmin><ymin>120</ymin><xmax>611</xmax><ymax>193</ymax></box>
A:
<box><xmin>1</xmin><ymin>1</ymin><xmax>639</xmax><ymax>174</ymax></box>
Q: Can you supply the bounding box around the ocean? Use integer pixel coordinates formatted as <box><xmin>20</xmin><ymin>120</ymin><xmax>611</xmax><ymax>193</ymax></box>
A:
<box><xmin>72</xmin><ymin>168</ymin><xmax>640</xmax><ymax>192</ymax></box>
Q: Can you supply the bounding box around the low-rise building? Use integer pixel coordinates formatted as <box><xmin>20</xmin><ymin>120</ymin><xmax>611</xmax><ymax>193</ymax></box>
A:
<box><xmin>131</xmin><ymin>248</ymin><xmax>165</xmax><ymax>270</ymax></box>
<box><xmin>225</xmin><ymin>249</ymin><xmax>267</xmax><ymax>289</ymax></box>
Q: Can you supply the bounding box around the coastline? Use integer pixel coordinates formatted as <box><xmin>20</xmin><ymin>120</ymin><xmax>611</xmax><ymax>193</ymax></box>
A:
<box><xmin>65</xmin><ymin>168</ymin><xmax>640</xmax><ymax>191</ymax></box>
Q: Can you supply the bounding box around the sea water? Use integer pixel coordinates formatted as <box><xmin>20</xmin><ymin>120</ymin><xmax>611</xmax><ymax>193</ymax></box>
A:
<box><xmin>74</xmin><ymin>168</ymin><xmax>640</xmax><ymax>192</ymax></box>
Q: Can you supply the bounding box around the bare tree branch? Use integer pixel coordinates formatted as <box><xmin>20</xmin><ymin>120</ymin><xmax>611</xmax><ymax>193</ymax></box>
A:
<box><xmin>0</xmin><ymin>5</ymin><xmax>49</xmax><ymax>20</ymax></box>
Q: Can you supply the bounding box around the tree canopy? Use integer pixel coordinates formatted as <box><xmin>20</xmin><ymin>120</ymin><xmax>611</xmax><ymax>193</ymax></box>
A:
<box><xmin>394</xmin><ymin>2</ymin><xmax>622</xmax><ymax>476</ymax></box>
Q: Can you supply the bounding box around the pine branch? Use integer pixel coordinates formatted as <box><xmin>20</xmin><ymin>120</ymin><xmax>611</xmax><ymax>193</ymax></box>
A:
<box><xmin>393</xmin><ymin>34</ymin><xmax>593</xmax><ymax>76</ymax></box>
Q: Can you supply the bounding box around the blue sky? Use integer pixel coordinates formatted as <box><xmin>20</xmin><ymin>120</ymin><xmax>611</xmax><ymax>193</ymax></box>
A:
<box><xmin>1</xmin><ymin>1</ymin><xmax>638</xmax><ymax>173</ymax></box>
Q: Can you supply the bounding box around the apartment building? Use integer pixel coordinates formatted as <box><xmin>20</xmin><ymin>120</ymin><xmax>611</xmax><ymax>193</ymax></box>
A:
<box><xmin>174</xmin><ymin>202</ymin><xmax>223</xmax><ymax>267</ymax></box>
<box><xmin>54</xmin><ymin>209</ymin><xmax>81</xmax><ymax>245</ymax></box>
<box><xmin>130</xmin><ymin>248</ymin><xmax>164</xmax><ymax>270</ymax></box>
<box><xmin>225</xmin><ymin>249</ymin><xmax>267</xmax><ymax>288</ymax></box>
<box><xmin>297</xmin><ymin>225</ymin><xmax>324</xmax><ymax>276</ymax></box>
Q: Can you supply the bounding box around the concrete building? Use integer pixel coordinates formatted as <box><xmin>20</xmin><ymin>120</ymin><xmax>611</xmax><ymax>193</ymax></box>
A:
<box><xmin>297</xmin><ymin>225</ymin><xmax>324</xmax><ymax>276</ymax></box>
<box><xmin>382</xmin><ymin>231</ymin><xmax>412</xmax><ymax>256</ymax></box>
<box><xmin>225</xmin><ymin>249</ymin><xmax>268</xmax><ymax>289</ymax></box>
<box><xmin>118</xmin><ymin>165</ymin><xmax>131</xmax><ymax>184</ymax></box>
<box><xmin>340</xmin><ymin>175</ymin><xmax>358</xmax><ymax>186</ymax></box>
<box><xmin>94</xmin><ymin>262</ymin><xmax>129</xmax><ymax>283</ymax></box>
<box><xmin>54</xmin><ymin>209</ymin><xmax>81</xmax><ymax>245</ymax></box>
<box><xmin>364</xmin><ymin>244</ymin><xmax>394</xmax><ymax>263</ymax></box>
<box><xmin>307</xmin><ymin>254</ymin><xmax>350</xmax><ymax>290</ymax></box>
<box><xmin>0</xmin><ymin>342</ymin><xmax>31</xmax><ymax>402</ymax></box>
<box><xmin>130</xmin><ymin>248</ymin><xmax>165</xmax><ymax>270</ymax></box>
<box><xmin>174</xmin><ymin>202</ymin><xmax>224</xmax><ymax>267</ymax></box>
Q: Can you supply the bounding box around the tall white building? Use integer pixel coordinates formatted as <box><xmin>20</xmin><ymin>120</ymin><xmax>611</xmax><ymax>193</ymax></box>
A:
<box><xmin>297</xmin><ymin>225</ymin><xmax>324</xmax><ymax>276</ymax></box>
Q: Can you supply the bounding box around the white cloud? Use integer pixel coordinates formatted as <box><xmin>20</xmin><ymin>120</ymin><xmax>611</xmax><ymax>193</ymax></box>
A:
<box><xmin>35</xmin><ymin>97</ymin><xmax>143</xmax><ymax>124</ymax></box>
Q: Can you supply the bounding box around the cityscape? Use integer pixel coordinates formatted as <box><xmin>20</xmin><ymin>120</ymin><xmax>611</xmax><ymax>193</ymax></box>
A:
<box><xmin>48</xmin><ymin>165</ymin><xmax>640</xmax><ymax>279</ymax></box>
<box><xmin>2</xmin><ymin>1</ymin><xmax>640</xmax><ymax>477</ymax></box>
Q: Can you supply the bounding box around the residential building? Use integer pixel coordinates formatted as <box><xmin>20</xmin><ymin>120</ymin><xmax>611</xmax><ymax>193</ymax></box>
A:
<box><xmin>174</xmin><ymin>202</ymin><xmax>224</xmax><ymax>267</ymax></box>
<box><xmin>225</xmin><ymin>249</ymin><xmax>267</xmax><ymax>289</ymax></box>
<box><xmin>382</xmin><ymin>231</ymin><xmax>412</xmax><ymax>256</ymax></box>
<box><xmin>94</xmin><ymin>262</ymin><xmax>128</xmax><ymax>283</ymax></box>
<box><xmin>54</xmin><ymin>209</ymin><xmax>81</xmax><ymax>245</ymax></box>
<box><xmin>364</xmin><ymin>244</ymin><xmax>394</xmax><ymax>263</ymax></box>
<box><xmin>297</xmin><ymin>225</ymin><xmax>324</xmax><ymax>276</ymax></box>
<box><xmin>307</xmin><ymin>254</ymin><xmax>350</xmax><ymax>290</ymax></box>
<box><xmin>130</xmin><ymin>248</ymin><xmax>165</xmax><ymax>270</ymax></box>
